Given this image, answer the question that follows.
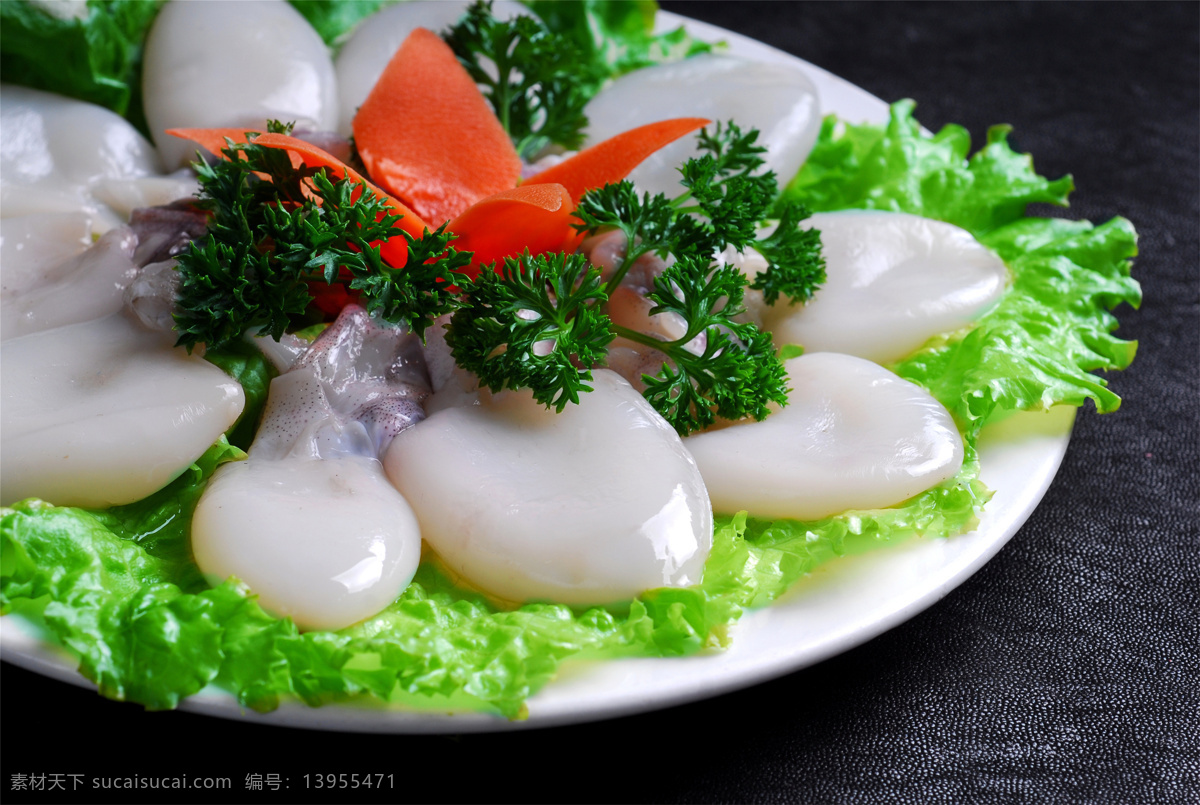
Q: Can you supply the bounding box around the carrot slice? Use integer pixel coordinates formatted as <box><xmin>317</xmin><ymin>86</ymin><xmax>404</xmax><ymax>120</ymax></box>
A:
<box><xmin>447</xmin><ymin>183</ymin><xmax>575</xmax><ymax>277</ymax></box>
<box><xmin>352</xmin><ymin>27</ymin><xmax>522</xmax><ymax>225</ymax></box>
<box><xmin>168</xmin><ymin>127</ymin><xmax>428</xmax><ymax>268</ymax></box>
<box><xmin>253</xmin><ymin>133</ymin><xmax>428</xmax><ymax>238</ymax></box>
<box><xmin>523</xmin><ymin>117</ymin><xmax>711</xmax><ymax>203</ymax></box>
<box><xmin>166</xmin><ymin>127</ymin><xmax>268</xmax><ymax>162</ymax></box>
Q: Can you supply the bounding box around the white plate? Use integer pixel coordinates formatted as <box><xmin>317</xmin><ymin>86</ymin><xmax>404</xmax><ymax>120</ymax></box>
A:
<box><xmin>0</xmin><ymin>11</ymin><xmax>1076</xmax><ymax>733</ymax></box>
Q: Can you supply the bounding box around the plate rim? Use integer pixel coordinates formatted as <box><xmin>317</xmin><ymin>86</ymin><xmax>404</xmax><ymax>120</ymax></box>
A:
<box><xmin>0</xmin><ymin>9</ymin><xmax>1076</xmax><ymax>734</ymax></box>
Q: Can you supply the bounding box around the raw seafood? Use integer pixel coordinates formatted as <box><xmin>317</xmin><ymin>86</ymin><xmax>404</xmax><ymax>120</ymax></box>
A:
<box><xmin>1</xmin><ymin>226</ymin><xmax>137</xmax><ymax>340</ymax></box>
<box><xmin>143</xmin><ymin>0</ymin><xmax>338</xmax><ymax>169</ymax></box>
<box><xmin>684</xmin><ymin>352</ymin><xmax>965</xmax><ymax>520</ymax></box>
<box><xmin>0</xmin><ymin>85</ymin><xmax>168</xmax><ymax>233</ymax></box>
<box><xmin>0</xmin><ymin>213</ymin><xmax>92</xmax><ymax>294</ymax></box>
<box><xmin>583</xmin><ymin>54</ymin><xmax>821</xmax><ymax>198</ymax></box>
<box><xmin>191</xmin><ymin>306</ymin><xmax>427</xmax><ymax>630</ymax></box>
<box><xmin>760</xmin><ymin>211</ymin><xmax>1009</xmax><ymax>363</ymax></box>
<box><xmin>0</xmin><ymin>313</ymin><xmax>245</xmax><ymax>507</ymax></box>
<box><xmin>384</xmin><ymin>370</ymin><xmax>713</xmax><ymax>605</ymax></box>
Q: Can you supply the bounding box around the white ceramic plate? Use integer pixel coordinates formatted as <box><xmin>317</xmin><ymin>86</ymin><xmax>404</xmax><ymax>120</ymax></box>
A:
<box><xmin>0</xmin><ymin>11</ymin><xmax>1076</xmax><ymax>733</ymax></box>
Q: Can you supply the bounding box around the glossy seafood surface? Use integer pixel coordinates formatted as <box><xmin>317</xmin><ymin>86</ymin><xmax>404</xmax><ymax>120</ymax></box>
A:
<box><xmin>384</xmin><ymin>370</ymin><xmax>713</xmax><ymax>605</ymax></box>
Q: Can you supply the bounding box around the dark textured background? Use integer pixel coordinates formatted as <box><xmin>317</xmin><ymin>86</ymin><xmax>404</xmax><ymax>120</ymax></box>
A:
<box><xmin>3</xmin><ymin>2</ymin><xmax>1197</xmax><ymax>803</ymax></box>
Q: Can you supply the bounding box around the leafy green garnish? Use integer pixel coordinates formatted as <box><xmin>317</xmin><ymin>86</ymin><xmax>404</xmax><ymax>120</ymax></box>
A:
<box><xmin>447</xmin><ymin>252</ymin><xmax>615</xmax><ymax>411</ymax></box>
<box><xmin>444</xmin><ymin>249</ymin><xmax>789</xmax><ymax>435</ymax></box>
<box><xmin>169</xmin><ymin>122</ymin><xmax>801</xmax><ymax>434</ymax></box>
<box><xmin>554</xmin><ymin>123</ymin><xmax>823</xmax><ymax>432</ymax></box>
<box><xmin>750</xmin><ymin>202</ymin><xmax>826</xmax><ymax>305</ymax></box>
<box><xmin>781</xmin><ymin>99</ymin><xmax>1076</xmax><ymax>233</ymax></box>
<box><xmin>0</xmin><ymin>0</ymin><xmax>165</xmax><ymax>135</ymax></box>
<box><xmin>524</xmin><ymin>0</ymin><xmax>714</xmax><ymax>79</ymax></box>
<box><xmin>614</xmin><ymin>258</ymin><xmax>788</xmax><ymax>434</ymax></box>
<box><xmin>173</xmin><ymin>133</ymin><xmax>469</xmax><ymax>350</ymax></box>
<box><xmin>572</xmin><ymin>181</ymin><xmax>683</xmax><ymax>272</ymax></box>
<box><xmin>576</xmin><ymin>122</ymin><xmax>826</xmax><ymax>302</ymax></box>
<box><xmin>445</xmin><ymin>1</ymin><xmax>601</xmax><ymax>160</ymax></box>
<box><xmin>427</xmin><ymin>124</ymin><xmax>810</xmax><ymax>434</ymax></box>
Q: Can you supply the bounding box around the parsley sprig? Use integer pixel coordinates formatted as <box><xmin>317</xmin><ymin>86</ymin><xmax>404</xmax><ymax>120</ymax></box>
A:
<box><xmin>172</xmin><ymin>123</ymin><xmax>814</xmax><ymax>438</ymax></box>
<box><xmin>446</xmin><ymin>252</ymin><xmax>614</xmax><ymax>411</ymax></box>
<box><xmin>539</xmin><ymin>121</ymin><xmax>827</xmax><ymax>433</ymax></box>
<box><xmin>445</xmin><ymin>1</ymin><xmax>601</xmax><ymax>160</ymax></box>
<box><xmin>443</xmin><ymin>251</ymin><xmax>787</xmax><ymax>434</ymax></box>
<box><xmin>612</xmin><ymin>258</ymin><xmax>789</xmax><ymax>434</ymax></box>
<box><xmin>173</xmin><ymin>133</ymin><xmax>468</xmax><ymax>349</ymax></box>
<box><xmin>574</xmin><ymin>121</ymin><xmax>827</xmax><ymax>302</ymax></box>
<box><xmin>750</xmin><ymin>201</ymin><xmax>826</xmax><ymax>305</ymax></box>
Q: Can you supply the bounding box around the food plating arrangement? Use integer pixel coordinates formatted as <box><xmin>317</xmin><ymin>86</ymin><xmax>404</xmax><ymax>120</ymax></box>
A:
<box><xmin>0</xmin><ymin>0</ymin><xmax>1140</xmax><ymax>725</ymax></box>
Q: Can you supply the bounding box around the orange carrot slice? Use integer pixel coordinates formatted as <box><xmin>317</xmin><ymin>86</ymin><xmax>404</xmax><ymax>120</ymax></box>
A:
<box><xmin>168</xmin><ymin>127</ymin><xmax>428</xmax><ymax>268</ymax></box>
<box><xmin>253</xmin><ymin>133</ymin><xmax>428</xmax><ymax>237</ymax></box>
<box><xmin>167</xmin><ymin>127</ymin><xmax>268</xmax><ymax>161</ymax></box>
<box><xmin>447</xmin><ymin>184</ymin><xmax>575</xmax><ymax>277</ymax></box>
<box><xmin>352</xmin><ymin>27</ymin><xmax>522</xmax><ymax>226</ymax></box>
<box><xmin>523</xmin><ymin>117</ymin><xmax>711</xmax><ymax>203</ymax></box>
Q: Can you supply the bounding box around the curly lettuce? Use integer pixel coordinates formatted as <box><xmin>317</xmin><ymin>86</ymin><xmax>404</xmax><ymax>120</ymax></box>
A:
<box><xmin>0</xmin><ymin>101</ymin><xmax>1137</xmax><ymax>718</ymax></box>
<box><xmin>524</xmin><ymin>0</ymin><xmax>713</xmax><ymax>81</ymax></box>
<box><xmin>1</xmin><ymin>446</ymin><xmax>985</xmax><ymax>718</ymax></box>
<box><xmin>782</xmin><ymin>100</ymin><xmax>1140</xmax><ymax>434</ymax></box>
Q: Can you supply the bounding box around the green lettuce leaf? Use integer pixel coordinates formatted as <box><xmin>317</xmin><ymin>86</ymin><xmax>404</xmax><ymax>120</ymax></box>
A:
<box><xmin>524</xmin><ymin>0</ymin><xmax>712</xmax><ymax>82</ymax></box>
<box><xmin>780</xmin><ymin>99</ymin><xmax>1075</xmax><ymax>233</ymax></box>
<box><xmin>202</xmin><ymin>341</ymin><xmax>276</xmax><ymax>451</ymax></box>
<box><xmin>0</xmin><ymin>0</ymin><xmax>164</xmax><ymax>134</ymax></box>
<box><xmin>1</xmin><ymin>444</ymin><xmax>984</xmax><ymax>718</ymax></box>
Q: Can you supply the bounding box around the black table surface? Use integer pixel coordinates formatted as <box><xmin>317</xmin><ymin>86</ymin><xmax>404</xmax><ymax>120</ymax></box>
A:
<box><xmin>2</xmin><ymin>3</ymin><xmax>1197</xmax><ymax>803</ymax></box>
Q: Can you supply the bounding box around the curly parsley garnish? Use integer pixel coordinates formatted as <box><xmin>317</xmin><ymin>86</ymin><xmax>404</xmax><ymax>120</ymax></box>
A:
<box><xmin>444</xmin><ymin>0</ymin><xmax>601</xmax><ymax>160</ymax></box>
<box><xmin>446</xmin><ymin>252</ymin><xmax>614</xmax><ymax>412</ymax></box>
<box><xmin>173</xmin><ymin>133</ymin><xmax>468</xmax><ymax>349</ymax></box>
<box><xmin>172</xmin><ymin>123</ymin><xmax>815</xmax><ymax>437</ymax></box>
<box><xmin>612</xmin><ymin>257</ymin><xmax>789</xmax><ymax>434</ymax></box>
<box><xmin>575</xmin><ymin>121</ymin><xmax>826</xmax><ymax>302</ymax></box>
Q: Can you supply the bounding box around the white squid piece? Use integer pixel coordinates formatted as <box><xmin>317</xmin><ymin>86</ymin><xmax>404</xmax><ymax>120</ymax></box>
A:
<box><xmin>419</xmin><ymin>316</ymin><xmax>484</xmax><ymax>415</ymax></box>
<box><xmin>0</xmin><ymin>212</ymin><xmax>93</xmax><ymax>297</ymax></box>
<box><xmin>334</xmin><ymin>0</ymin><xmax>525</xmax><ymax>136</ymax></box>
<box><xmin>191</xmin><ymin>307</ymin><xmax>426</xmax><ymax>631</ymax></box>
<box><xmin>192</xmin><ymin>456</ymin><xmax>421</xmax><ymax>632</ymax></box>
<box><xmin>383</xmin><ymin>370</ymin><xmax>713</xmax><ymax>606</ymax></box>
<box><xmin>583</xmin><ymin>54</ymin><xmax>821</xmax><ymax>198</ymax></box>
<box><xmin>88</xmin><ymin>173</ymin><xmax>200</xmax><ymax>226</ymax></box>
<box><xmin>684</xmin><ymin>353</ymin><xmax>964</xmax><ymax>521</ymax></box>
<box><xmin>0</xmin><ymin>313</ymin><xmax>245</xmax><ymax>508</ymax></box>
<box><xmin>0</xmin><ymin>85</ymin><xmax>165</xmax><ymax>233</ymax></box>
<box><xmin>1</xmin><ymin>225</ymin><xmax>138</xmax><ymax>341</ymax></box>
<box><xmin>142</xmin><ymin>0</ymin><xmax>338</xmax><ymax>169</ymax></box>
<box><xmin>761</xmin><ymin>211</ymin><xmax>1009</xmax><ymax>364</ymax></box>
